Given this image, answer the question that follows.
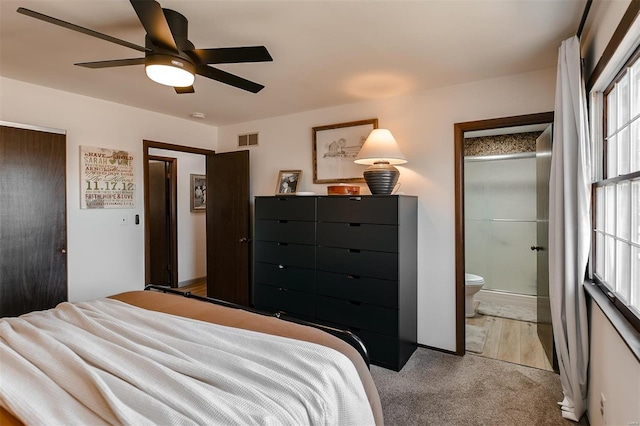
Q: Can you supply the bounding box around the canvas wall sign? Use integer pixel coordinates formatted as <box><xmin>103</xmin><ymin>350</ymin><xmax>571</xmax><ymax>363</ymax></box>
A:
<box><xmin>81</xmin><ymin>145</ymin><xmax>135</xmax><ymax>209</ymax></box>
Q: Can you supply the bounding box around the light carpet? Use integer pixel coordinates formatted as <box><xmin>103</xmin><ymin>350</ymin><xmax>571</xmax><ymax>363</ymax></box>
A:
<box><xmin>464</xmin><ymin>324</ymin><xmax>487</xmax><ymax>354</ymax></box>
<box><xmin>477</xmin><ymin>301</ymin><xmax>537</xmax><ymax>322</ymax></box>
<box><xmin>370</xmin><ymin>348</ymin><xmax>587</xmax><ymax>426</ymax></box>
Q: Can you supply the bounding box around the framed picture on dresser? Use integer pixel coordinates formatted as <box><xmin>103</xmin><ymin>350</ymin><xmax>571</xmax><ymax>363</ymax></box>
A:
<box><xmin>275</xmin><ymin>170</ymin><xmax>302</xmax><ymax>195</ymax></box>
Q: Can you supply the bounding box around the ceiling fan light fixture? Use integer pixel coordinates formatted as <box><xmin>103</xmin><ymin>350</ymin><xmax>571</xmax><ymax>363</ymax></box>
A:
<box><xmin>145</xmin><ymin>54</ymin><xmax>195</xmax><ymax>87</ymax></box>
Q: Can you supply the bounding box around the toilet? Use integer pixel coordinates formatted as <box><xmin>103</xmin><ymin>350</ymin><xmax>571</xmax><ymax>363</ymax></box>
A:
<box><xmin>465</xmin><ymin>273</ymin><xmax>485</xmax><ymax>317</ymax></box>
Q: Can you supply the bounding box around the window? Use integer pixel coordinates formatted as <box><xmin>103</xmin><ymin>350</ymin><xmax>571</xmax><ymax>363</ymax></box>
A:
<box><xmin>593</xmin><ymin>47</ymin><xmax>640</xmax><ymax>330</ymax></box>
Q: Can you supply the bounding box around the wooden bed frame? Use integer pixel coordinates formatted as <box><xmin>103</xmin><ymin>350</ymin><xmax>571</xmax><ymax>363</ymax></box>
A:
<box><xmin>144</xmin><ymin>284</ymin><xmax>371</xmax><ymax>368</ymax></box>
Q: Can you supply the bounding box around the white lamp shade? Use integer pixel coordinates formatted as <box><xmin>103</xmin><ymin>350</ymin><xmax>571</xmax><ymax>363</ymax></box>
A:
<box><xmin>354</xmin><ymin>129</ymin><xmax>407</xmax><ymax>165</ymax></box>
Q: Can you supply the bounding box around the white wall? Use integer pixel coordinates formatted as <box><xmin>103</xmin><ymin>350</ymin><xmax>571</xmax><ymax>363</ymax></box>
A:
<box><xmin>148</xmin><ymin>148</ymin><xmax>207</xmax><ymax>284</ymax></box>
<box><xmin>587</xmin><ymin>304</ymin><xmax>640</xmax><ymax>425</ymax></box>
<box><xmin>0</xmin><ymin>77</ymin><xmax>217</xmax><ymax>302</ymax></box>
<box><xmin>217</xmin><ymin>68</ymin><xmax>556</xmax><ymax>350</ymax></box>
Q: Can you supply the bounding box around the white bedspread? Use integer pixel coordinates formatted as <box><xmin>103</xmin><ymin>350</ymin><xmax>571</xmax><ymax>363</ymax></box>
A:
<box><xmin>0</xmin><ymin>298</ymin><xmax>375</xmax><ymax>425</ymax></box>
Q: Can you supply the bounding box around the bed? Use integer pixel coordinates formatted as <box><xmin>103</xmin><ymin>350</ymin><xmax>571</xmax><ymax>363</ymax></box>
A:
<box><xmin>0</xmin><ymin>288</ymin><xmax>383</xmax><ymax>425</ymax></box>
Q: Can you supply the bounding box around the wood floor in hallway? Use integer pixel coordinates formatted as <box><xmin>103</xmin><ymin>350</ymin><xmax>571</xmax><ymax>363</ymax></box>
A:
<box><xmin>175</xmin><ymin>280</ymin><xmax>207</xmax><ymax>297</ymax></box>
<box><xmin>466</xmin><ymin>314</ymin><xmax>554</xmax><ymax>371</ymax></box>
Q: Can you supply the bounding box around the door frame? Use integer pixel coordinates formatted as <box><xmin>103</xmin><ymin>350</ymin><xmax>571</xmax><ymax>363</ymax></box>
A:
<box><xmin>143</xmin><ymin>140</ymin><xmax>214</xmax><ymax>286</ymax></box>
<box><xmin>453</xmin><ymin>111</ymin><xmax>554</xmax><ymax>355</ymax></box>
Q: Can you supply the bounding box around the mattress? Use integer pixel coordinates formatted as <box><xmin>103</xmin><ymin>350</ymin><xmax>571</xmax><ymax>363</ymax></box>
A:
<box><xmin>0</xmin><ymin>290</ymin><xmax>383</xmax><ymax>425</ymax></box>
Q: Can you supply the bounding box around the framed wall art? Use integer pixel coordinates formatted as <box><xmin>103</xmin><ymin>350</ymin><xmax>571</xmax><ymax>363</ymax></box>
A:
<box><xmin>190</xmin><ymin>174</ymin><xmax>206</xmax><ymax>212</ymax></box>
<box><xmin>312</xmin><ymin>118</ymin><xmax>377</xmax><ymax>183</ymax></box>
<box><xmin>275</xmin><ymin>170</ymin><xmax>302</xmax><ymax>195</ymax></box>
<box><xmin>80</xmin><ymin>145</ymin><xmax>135</xmax><ymax>209</ymax></box>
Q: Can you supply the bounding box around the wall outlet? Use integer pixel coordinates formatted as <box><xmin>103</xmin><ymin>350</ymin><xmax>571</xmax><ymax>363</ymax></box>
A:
<box><xmin>119</xmin><ymin>215</ymin><xmax>129</xmax><ymax>226</ymax></box>
<box><xmin>600</xmin><ymin>393</ymin><xmax>606</xmax><ymax>424</ymax></box>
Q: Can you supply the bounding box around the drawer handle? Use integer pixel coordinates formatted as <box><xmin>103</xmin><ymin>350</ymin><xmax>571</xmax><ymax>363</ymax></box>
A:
<box><xmin>278</xmin><ymin>287</ymin><xmax>288</xmax><ymax>292</ymax></box>
<box><xmin>347</xmin><ymin>274</ymin><xmax>360</xmax><ymax>279</ymax></box>
<box><xmin>278</xmin><ymin>220</ymin><xmax>288</xmax><ymax>224</ymax></box>
<box><xmin>348</xmin><ymin>248</ymin><xmax>360</xmax><ymax>253</ymax></box>
<box><xmin>278</xmin><ymin>198</ymin><xmax>288</xmax><ymax>201</ymax></box>
<box><xmin>278</xmin><ymin>242</ymin><xmax>288</xmax><ymax>246</ymax></box>
<box><xmin>349</xmin><ymin>197</ymin><xmax>362</xmax><ymax>201</ymax></box>
<box><xmin>349</xmin><ymin>300</ymin><xmax>363</xmax><ymax>306</ymax></box>
<box><xmin>278</xmin><ymin>264</ymin><xmax>287</xmax><ymax>270</ymax></box>
<box><xmin>348</xmin><ymin>223</ymin><xmax>361</xmax><ymax>227</ymax></box>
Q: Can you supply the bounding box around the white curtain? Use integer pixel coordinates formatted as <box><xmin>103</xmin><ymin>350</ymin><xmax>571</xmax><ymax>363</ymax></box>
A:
<box><xmin>549</xmin><ymin>35</ymin><xmax>591</xmax><ymax>422</ymax></box>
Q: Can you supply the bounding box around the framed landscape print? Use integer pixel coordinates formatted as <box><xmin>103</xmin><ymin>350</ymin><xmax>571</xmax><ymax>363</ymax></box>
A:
<box><xmin>312</xmin><ymin>118</ymin><xmax>377</xmax><ymax>183</ymax></box>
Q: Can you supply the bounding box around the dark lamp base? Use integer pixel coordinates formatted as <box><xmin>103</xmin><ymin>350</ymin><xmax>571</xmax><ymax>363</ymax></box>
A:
<box><xmin>363</xmin><ymin>162</ymin><xmax>399</xmax><ymax>195</ymax></box>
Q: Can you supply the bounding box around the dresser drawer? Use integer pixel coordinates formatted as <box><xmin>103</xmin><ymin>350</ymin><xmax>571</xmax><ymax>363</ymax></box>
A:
<box><xmin>255</xmin><ymin>197</ymin><xmax>316</xmax><ymax>221</ymax></box>
<box><xmin>355</xmin><ymin>329</ymin><xmax>401</xmax><ymax>370</ymax></box>
<box><xmin>254</xmin><ymin>284</ymin><xmax>315</xmax><ymax>318</ymax></box>
<box><xmin>255</xmin><ymin>262</ymin><xmax>315</xmax><ymax>292</ymax></box>
<box><xmin>317</xmin><ymin>196</ymin><xmax>398</xmax><ymax>224</ymax></box>
<box><xmin>316</xmin><ymin>246</ymin><xmax>397</xmax><ymax>280</ymax></box>
<box><xmin>317</xmin><ymin>222</ymin><xmax>397</xmax><ymax>252</ymax></box>
<box><xmin>255</xmin><ymin>241</ymin><xmax>315</xmax><ymax>269</ymax></box>
<box><xmin>316</xmin><ymin>295</ymin><xmax>397</xmax><ymax>336</ymax></box>
<box><xmin>255</xmin><ymin>220</ymin><xmax>315</xmax><ymax>245</ymax></box>
<box><xmin>316</xmin><ymin>271</ymin><xmax>397</xmax><ymax>308</ymax></box>
<box><xmin>317</xmin><ymin>319</ymin><xmax>403</xmax><ymax>370</ymax></box>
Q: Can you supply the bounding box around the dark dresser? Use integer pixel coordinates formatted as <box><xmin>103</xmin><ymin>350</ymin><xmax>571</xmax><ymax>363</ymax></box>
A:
<box><xmin>254</xmin><ymin>195</ymin><xmax>417</xmax><ymax>370</ymax></box>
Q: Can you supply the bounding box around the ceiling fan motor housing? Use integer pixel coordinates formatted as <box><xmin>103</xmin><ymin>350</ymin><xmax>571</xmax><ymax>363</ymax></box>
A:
<box><xmin>143</xmin><ymin>8</ymin><xmax>197</xmax><ymax>85</ymax></box>
<box><xmin>162</xmin><ymin>9</ymin><xmax>193</xmax><ymax>51</ymax></box>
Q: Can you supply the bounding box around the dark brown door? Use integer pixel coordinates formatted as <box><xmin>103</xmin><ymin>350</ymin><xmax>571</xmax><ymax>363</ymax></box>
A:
<box><xmin>535</xmin><ymin>124</ymin><xmax>556</xmax><ymax>369</ymax></box>
<box><xmin>0</xmin><ymin>125</ymin><xmax>67</xmax><ymax>317</ymax></box>
<box><xmin>206</xmin><ymin>150</ymin><xmax>250</xmax><ymax>305</ymax></box>
<box><xmin>147</xmin><ymin>157</ymin><xmax>177</xmax><ymax>287</ymax></box>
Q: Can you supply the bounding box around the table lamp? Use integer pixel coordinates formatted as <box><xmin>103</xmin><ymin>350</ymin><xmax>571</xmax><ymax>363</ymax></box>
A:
<box><xmin>354</xmin><ymin>129</ymin><xmax>407</xmax><ymax>195</ymax></box>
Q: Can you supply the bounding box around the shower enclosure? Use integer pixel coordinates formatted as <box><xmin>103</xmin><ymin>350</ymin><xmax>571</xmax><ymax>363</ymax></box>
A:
<box><xmin>464</xmin><ymin>153</ymin><xmax>537</xmax><ymax>296</ymax></box>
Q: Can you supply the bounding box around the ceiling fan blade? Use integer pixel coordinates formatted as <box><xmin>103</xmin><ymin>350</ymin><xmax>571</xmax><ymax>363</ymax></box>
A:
<box><xmin>174</xmin><ymin>86</ymin><xmax>195</xmax><ymax>94</ymax></box>
<box><xmin>130</xmin><ymin>0</ymin><xmax>178</xmax><ymax>53</ymax></box>
<box><xmin>75</xmin><ymin>58</ymin><xmax>146</xmax><ymax>69</ymax></box>
<box><xmin>189</xmin><ymin>46</ymin><xmax>273</xmax><ymax>64</ymax></box>
<box><xmin>196</xmin><ymin>65</ymin><xmax>264</xmax><ymax>93</ymax></box>
<box><xmin>16</xmin><ymin>8</ymin><xmax>147</xmax><ymax>53</ymax></box>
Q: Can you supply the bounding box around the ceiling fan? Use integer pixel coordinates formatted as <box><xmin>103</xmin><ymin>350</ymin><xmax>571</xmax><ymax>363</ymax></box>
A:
<box><xmin>17</xmin><ymin>0</ymin><xmax>273</xmax><ymax>94</ymax></box>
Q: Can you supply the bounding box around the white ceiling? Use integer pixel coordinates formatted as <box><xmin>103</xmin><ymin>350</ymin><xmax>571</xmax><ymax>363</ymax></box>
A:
<box><xmin>0</xmin><ymin>0</ymin><xmax>586</xmax><ymax>127</ymax></box>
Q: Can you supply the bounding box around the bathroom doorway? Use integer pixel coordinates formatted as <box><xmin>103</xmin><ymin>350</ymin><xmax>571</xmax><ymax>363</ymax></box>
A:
<box><xmin>454</xmin><ymin>112</ymin><xmax>556</xmax><ymax>371</ymax></box>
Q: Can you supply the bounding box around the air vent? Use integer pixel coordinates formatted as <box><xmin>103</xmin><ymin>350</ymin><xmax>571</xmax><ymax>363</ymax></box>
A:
<box><xmin>238</xmin><ymin>133</ymin><xmax>259</xmax><ymax>147</ymax></box>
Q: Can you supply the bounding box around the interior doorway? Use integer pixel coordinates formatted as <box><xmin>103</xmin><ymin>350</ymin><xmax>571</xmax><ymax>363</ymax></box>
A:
<box><xmin>143</xmin><ymin>140</ymin><xmax>211</xmax><ymax>291</ymax></box>
<box><xmin>147</xmin><ymin>156</ymin><xmax>177</xmax><ymax>287</ymax></box>
<box><xmin>142</xmin><ymin>140</ymin><xmax>251</xmax><ymax>306</ymax></box>
<box><xmin>454</xmin><ymin>112</ymin><xmax>556</xmax><ymax>370</ymax></box>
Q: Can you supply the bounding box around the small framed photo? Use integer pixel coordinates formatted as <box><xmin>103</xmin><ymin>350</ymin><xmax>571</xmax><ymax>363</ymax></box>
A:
<box><xmin>312</xmin><ymin>118</ymin><xmax>377</xmax><ymax>183</ymax></box>
<box><xmin>190</xmin><ymin>174</ymin><xmax>206</xmax><ymax>212</ymax></box>
<box><xmin>275</xmin><ymin>170</ymin><xmax>302</xmax><ymax>195</ymax></box>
